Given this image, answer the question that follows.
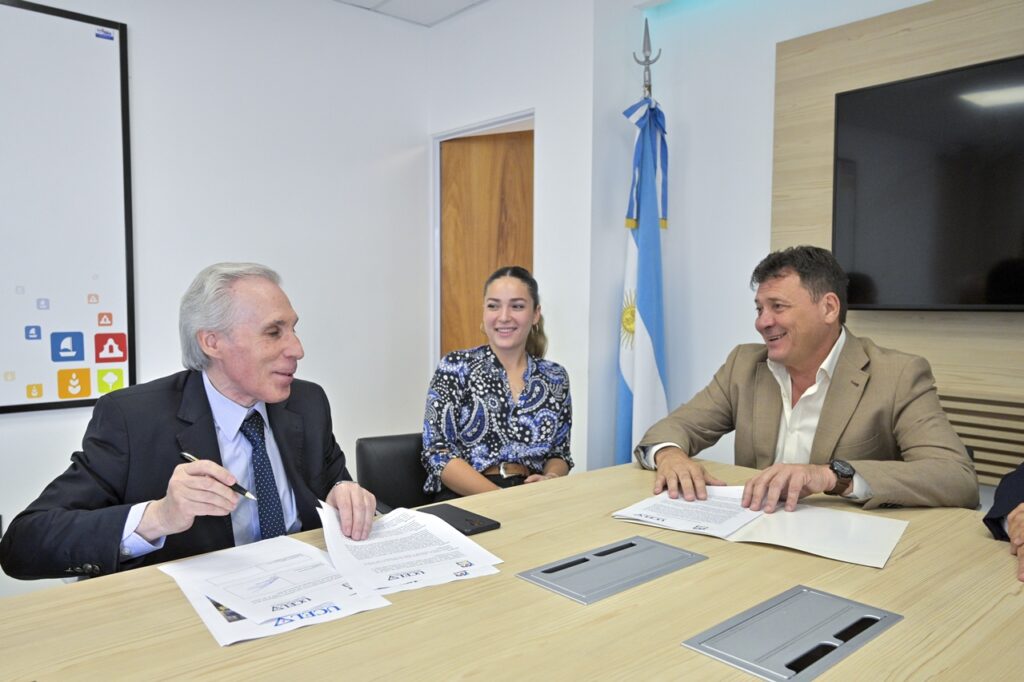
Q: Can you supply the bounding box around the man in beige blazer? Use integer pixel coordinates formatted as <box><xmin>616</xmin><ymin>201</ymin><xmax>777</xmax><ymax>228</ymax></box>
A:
<box><xmin>634</xmin><ymin>246</ymin><xmax>978</xmax><ymax>512</ymax></box>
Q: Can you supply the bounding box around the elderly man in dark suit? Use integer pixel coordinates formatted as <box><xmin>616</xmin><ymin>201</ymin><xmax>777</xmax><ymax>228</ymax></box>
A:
<box><xmin>0</xmin><ymin>263</ymin><xmax>375</xmax><ymax>580</ymax></box>
<box><xmin>983</xmin><ymin>464</ymin><xmax>1024</xmax><ymax>581</ymax></box>
<box><xmin>635</xmin><ymin>246</ymin><xmax>978</xmax><ymax>513</ymax></box>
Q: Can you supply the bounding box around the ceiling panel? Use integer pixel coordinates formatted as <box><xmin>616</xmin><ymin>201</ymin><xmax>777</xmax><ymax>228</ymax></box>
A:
<box><xmin>332</xmin><ymin>0</ymin><xmax>492</xmax><ymax>28</ymax></box>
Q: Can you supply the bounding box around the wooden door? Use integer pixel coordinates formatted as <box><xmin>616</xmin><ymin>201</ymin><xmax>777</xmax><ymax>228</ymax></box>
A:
<box><xmin>440</xmin><ymin>131</ymin><xmax>533</xmax><ymax>356</ymax></box>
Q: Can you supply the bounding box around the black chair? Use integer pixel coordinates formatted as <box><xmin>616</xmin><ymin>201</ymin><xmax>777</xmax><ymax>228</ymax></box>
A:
<box><xmin>355</xmin><ymin>433</ymin><xmax>433</xmax><ymax>511</ymax></box>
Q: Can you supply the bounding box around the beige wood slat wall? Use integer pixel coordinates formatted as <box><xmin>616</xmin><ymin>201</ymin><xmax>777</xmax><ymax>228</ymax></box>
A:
<box><xmin>771</xmin><ymin>0</ymin><xmax>1024</xmax><ymax>481</ymax></box>
<box><xmin>940</xmin><ymin>394</ymin><xmax>1024</xmax><ymax>486</ymax></box>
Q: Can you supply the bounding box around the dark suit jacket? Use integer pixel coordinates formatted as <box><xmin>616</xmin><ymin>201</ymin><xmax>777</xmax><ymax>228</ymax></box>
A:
<box><xmin>984</xmin><ymin>464</ymin><xmax>1024</xmax><ymax>541</ymax></box>
<box><xmin>0</xmin><ymin>370</ymin><xmax>351</xmax><ymax>580</ymax></box>
<box><xmin>636</xmin><ymin>331</ymin><xmax>978</xmax><ymax>509</ymax></box>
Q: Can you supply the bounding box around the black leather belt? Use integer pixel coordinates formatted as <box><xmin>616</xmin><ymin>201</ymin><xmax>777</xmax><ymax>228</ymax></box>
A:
<box><xmin>482</xmin><ymin>462</ymin><xmax>529</xmax><ymax>478</ymax></box>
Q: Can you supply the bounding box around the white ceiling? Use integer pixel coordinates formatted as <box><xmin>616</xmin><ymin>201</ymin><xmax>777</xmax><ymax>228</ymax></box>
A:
<box><xmin>333</xmin><ymin>0</ymin><xmax>671</xmax><ymax>28</ymax></box>
<box><xmin>332</xmin><ymin>0</ymin><xmax>493</xmax><ymax>28</ymax></box>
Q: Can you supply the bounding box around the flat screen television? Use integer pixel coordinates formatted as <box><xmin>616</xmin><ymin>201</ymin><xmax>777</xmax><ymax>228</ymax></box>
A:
<box><xmin>832</xmin><ymin>54</ymin><xmax>1024</xmax><ymax>311</ymax></box>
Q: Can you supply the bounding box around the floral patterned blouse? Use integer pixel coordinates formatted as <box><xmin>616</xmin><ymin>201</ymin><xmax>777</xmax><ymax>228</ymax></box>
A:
<box><xmin>421</xmin><ymin>345</ymin><xmax>573</xmax><ymax>493</ymax></box>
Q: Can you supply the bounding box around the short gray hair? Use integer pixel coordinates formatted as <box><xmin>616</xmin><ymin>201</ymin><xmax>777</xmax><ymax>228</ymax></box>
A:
<box><xmin>179</xmin><ymin>262</ymin><xmax>281</xmax><ymax>370</ymax></box>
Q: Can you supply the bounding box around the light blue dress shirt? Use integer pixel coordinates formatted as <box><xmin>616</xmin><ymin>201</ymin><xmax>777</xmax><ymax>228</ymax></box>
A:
<box><xmin>119</xmin><ymin>372</ymin><xmax>301</xmax><ymax>558</ymax></box>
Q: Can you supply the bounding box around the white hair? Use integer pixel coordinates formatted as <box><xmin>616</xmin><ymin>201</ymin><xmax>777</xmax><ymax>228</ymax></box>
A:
<box><xmin>179</xmin><ymin>262</ymin><xmax>281</xmax><ymax>370</ymax></box>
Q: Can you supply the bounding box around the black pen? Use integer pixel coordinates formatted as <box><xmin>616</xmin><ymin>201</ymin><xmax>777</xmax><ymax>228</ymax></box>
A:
<box><xmin>179</xmin><ymin>452</ymin><xmax>257</xmax><ymax>501</ymax></box>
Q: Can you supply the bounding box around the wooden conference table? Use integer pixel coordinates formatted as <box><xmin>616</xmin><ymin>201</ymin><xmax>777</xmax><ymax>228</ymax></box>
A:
<box><xmin>2</xmin><ymin>462</ymin><xmax>1021</xmax><ymax>680</ymax></box>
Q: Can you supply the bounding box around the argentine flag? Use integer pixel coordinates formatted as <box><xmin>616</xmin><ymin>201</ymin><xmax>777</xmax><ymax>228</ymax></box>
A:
<box><xmin>615</xmin><ymin>97</ymin><xmax>669</xmax><ymax>464</ymax></box>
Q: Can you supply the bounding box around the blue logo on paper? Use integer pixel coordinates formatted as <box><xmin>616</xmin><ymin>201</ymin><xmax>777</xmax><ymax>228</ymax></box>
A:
<box><xmin>25</xmin><ymin>326</ymin><xmax>42</xmax><ymax>340</ymax></box>
<box><xmin>50</xmin><ymin>332</ymin><xmax>85</xmax><ymax>362</ymax></box>
<box><xmin>95</xmin><ymin>28</ymin><xmax>114</xmax><ymax>40</ymax></box>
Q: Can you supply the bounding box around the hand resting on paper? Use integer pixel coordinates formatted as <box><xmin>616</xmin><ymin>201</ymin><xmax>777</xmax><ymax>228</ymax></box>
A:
<box><xmin>327</xmin><ymin>481</ymin><xmax>376</xmax><ymax>541</ymax></box>
<box><xmin>741</xmin><ymin>463</ymin><xmax>837</xmax><ymax>513</ymax></box>
<box><xmin>653</xmin><ymin>447</ymin><xmax>726</xmax><ymax>501</ymax></box>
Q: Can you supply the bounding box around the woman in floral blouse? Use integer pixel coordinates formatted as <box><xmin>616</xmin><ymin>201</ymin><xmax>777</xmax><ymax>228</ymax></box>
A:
<box><xmin>421</xmin><ymin>266</ymin><xmax>573</xmax><ymax>501</ymax></box>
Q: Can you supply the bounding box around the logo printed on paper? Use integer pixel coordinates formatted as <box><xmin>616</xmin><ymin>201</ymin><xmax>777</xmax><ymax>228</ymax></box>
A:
<box><xmin>26</xmin><ymin>384</ymin><xmax>43</xmax><ymax>399</ymax></box>
<box><xmin>271</xmin><ymin>596</ymin><xmax>312</xmax><ymax>612</ymax></box>
<box><xmin>25</xmin><ymin>326</ymin><xmax>41</xmax><ymax>340</ymax></box>
<box><xmin>97</xmin><ymin>368</ymin><xmax>124</xmax><ymax>394</ymax></box>
<box><xmin>57</xmin><ymin>369</ymin><xmax>91</xmax><ymax>399</ymax></box>
<box><xmin>95</xmin><ymin>333</ymin><xmax>127</xmax><ymax>362</ymax></box>
<box><xmin>36</xmin><ymin>298</ymin><xmax>50</xmax><ymax>310</ymax></box>
<box><xmin>97</xmin><ymin>312</ymin><xmax>113</xmax><ymax>326</ymax></box>
<box><xmin>87</xmin><ymin>293</ymin><xmax>100</xmax><ymax>304</ymax></box>
<box><xmin>272</xmin><ymin>604</ymin><xmax>341</xmax><ymax>627</ymax></box>
<box><xmin>50</xmin><ymin>332</ymin><xmax>85</xmax><ymax>362</ymax></box>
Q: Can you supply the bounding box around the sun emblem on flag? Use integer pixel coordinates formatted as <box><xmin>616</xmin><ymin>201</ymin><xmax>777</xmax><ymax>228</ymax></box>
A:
<box><xmin>621</xmin><ymin>290</ymin><xmax>636</xmax><ymax>348</ymax></box>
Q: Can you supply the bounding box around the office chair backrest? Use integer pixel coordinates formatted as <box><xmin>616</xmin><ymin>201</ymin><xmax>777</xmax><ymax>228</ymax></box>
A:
<box><xmin>355</xmin><ymin>433</ymin><xmax>433</xmax><ymax>510</ymax></box>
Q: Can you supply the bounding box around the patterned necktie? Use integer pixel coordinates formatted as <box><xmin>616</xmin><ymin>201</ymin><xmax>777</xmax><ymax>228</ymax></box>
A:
<box><xmin>239</xmin><ymin>410</ymin><xmax>286</xmax><ymax>540</ymax></box>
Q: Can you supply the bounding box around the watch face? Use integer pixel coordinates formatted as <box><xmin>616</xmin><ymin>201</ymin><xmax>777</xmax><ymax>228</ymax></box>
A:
<box><xmin>831</xmin><ymin>459</ymin><xmax>855</xmax><ymax>478</ymax></box>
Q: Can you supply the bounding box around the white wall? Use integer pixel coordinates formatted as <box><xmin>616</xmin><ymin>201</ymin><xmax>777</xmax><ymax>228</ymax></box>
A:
<box><xmin>585</xmin><ymin>0</ymin><xmax>930</xmax><ymax>466</ymax></box>
<box><xmin>426</xmin><ymin>0</ymin><xmax>601</xmax><ymax>468</ymax></box>
<box><xmin>0</xmin><ymin>0</ymin><xmax>432</xmax><ymax>597</ymax></box>
<box><xmin>423</xmin><ymin>0</ymin><xmax>929</xmax><ymax>471</ymax></box>
<box><xmin>587</xmin><ymin>0</ymin><xmax>648</xmax><ymax>467</ymax></box>
<box><xmin>0</xmin><ymin>0</ymin><xmax>932</xmax><ymax>598</ymax></box>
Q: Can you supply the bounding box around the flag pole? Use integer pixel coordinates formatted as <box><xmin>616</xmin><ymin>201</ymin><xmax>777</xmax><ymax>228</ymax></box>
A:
<box><xmin>616</xmin><ymin>19</ymin><xmax>670</xmax><ymax>464</ymax></box>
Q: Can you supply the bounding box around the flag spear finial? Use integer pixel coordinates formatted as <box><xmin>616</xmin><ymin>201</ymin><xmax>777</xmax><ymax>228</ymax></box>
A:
<box><xmin>633</xmin><ymin>18</ymin><xmax>661</xmax><ymax>99</ymax></box>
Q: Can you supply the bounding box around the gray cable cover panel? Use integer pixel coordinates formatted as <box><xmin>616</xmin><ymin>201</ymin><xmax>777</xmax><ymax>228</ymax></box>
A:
<box><xmin>517</xmin><ymin>536</ymin><xmax>706</xmax><ymax>605</ymax></box>
<box><xmin>683</xmin><ymin>585</ymin><xmax>903</xmax><ymax>680</ymax></box>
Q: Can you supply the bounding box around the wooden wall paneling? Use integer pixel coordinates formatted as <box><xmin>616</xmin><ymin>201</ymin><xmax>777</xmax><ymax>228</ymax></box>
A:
<box><xmin>770</xmin><ymin>0</ymin><xmax>1024</xmax><ymax>475</ymax></box>
<box><xmin>941</xmin><ymin>394</ymin><xmax>1024</xmax><ymax>485</ymax></box>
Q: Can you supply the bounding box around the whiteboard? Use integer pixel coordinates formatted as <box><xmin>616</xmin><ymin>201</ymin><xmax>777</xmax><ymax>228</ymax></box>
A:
<box><xmin>0</xmin><ymin>0</ymin><xmax>134</xmax><ymax>413</ymax></box>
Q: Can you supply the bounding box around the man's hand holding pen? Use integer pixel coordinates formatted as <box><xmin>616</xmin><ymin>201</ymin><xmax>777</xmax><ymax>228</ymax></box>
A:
<box><xmin>135</xmin><ymin>456</ymin><xmax>244</xmax><ymax>542</ymax></box>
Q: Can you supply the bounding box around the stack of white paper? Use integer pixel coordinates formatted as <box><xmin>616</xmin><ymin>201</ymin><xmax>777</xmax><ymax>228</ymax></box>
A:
<box><xmin>613</xmin><ymin>487</ymin><xmax>908</xmax><ymax>568</ymax></box>
<box><xmin>161</xmin><ymin>503</ymin><xmax>504</xmax><ymax>644</ymax></box>
<box><xmin>160</xmin><ymin>536</ymin><xmax>390</xmax><ymax>646</ymax></box>
<box><xmin>317</xmin><ymin>505</ymin><xmax>503</xmax><ymax>595</ymax></box>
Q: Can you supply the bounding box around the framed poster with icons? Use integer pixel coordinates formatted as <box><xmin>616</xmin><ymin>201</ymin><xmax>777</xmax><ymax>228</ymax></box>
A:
<box><xmin>0</xmin><ymin>0</ymin><xmax>135</xmax><ymax>413</ymax></box>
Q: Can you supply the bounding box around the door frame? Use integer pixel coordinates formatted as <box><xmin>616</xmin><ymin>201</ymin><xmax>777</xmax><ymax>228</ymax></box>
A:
<box><xmin>429</xmin><ymin>109</ymin><xmax>535</xmax><ymax>361</ymax></box>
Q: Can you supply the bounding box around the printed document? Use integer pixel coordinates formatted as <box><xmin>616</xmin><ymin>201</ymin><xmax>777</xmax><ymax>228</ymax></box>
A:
<box><xmin>613</xmin><ymin>487</ymin><xmax>907</xmax><ymax>568</ymax></box>
<box><xmin>317</xmin><ymin>503</ymin><xmax>502</xmax><ymax>595</ymax></box>
<box><xmin>160</xmin><ymin>536</ymin><xmax>389</xmax><ymax>646</ymax></box>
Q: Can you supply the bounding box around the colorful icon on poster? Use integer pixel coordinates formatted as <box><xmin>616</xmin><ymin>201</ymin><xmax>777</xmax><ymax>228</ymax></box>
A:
<box><xmin>50</xmin><ymin>332</ymin><xmax>85</xmax><ymax>362</ymax></box>
<box><xmin>25</xmin><ymin>325</ymin><xmax>42</xmax><ymax>340</ymax></box>
<box><xmin>95</xmin><ymin>333</ymin><xmax>127</xmax><ymax>362</ymax></box>
<box><xmin>97</xmin><ymin>312</ymin><xmax>113</xmax><ymax>326</ymax></box>
<box><xmin>97</xmin><ymin>368</ymin><xmax>124</xmax><ymax>394</ymax></box>
<box><xmin>57</xmin><ymin>369</ymin><xmax>91</xmax><ymax>398</ymax></box>
<box><xmin>26</xmin><ymin>384</ymin><xmax>43</xmax><ymax>399</ymax></box>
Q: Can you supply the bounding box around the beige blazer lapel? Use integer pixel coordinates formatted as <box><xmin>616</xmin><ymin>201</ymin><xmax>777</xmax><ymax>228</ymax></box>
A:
<box><xmin>751</xmin><ymin>362</ymin><xmax>782</xmax><ymax>469</ymax></box>
<box><xmin>810</xmin><ymin>334</ymin><xmax>869</xmax><ymax>465</ymax></box>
